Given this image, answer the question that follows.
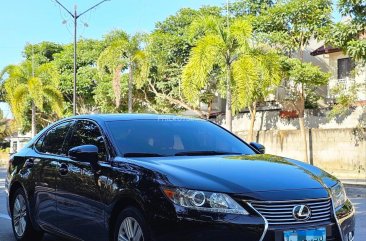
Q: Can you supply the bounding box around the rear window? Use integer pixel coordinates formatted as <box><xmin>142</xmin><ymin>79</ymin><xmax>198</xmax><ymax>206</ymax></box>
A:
<box><xmin>107</xmin><ymin>119</ymin><xmax>255</xmax><ymax>157</ymax></box>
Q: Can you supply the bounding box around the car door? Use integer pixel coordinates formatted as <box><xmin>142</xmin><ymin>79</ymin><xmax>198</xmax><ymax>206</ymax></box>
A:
<box><xmin>56</xmin><ymin>119</ymin><xmax>108</xmax><ymax>241</ymax></box>
<box><xmin>29</xmin><ymin>120</ymin><xmax>74</xmax><ymax>229</ymax></box>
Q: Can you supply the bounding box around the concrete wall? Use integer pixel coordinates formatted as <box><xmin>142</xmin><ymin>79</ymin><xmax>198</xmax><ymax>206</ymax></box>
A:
<box><xmin>219</xmin><ymin>106</ymin><xmax>366</xmax><ymax>133</ymax></box>
<box><xmin>234</xmin><ymin>128</ymin><xmax>366</xmax><ymax>180</ymax></box>
<box><xmin>217</xmin><ymin>106</ymin><xmax>366</xmax><ymax>180</ymax></box>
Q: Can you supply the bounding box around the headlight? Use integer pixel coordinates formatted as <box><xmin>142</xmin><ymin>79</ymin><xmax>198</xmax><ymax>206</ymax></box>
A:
<box><xmin>162</xmin><ymin>187</ymin><xmax>248</xmax><ymax>215</ymax></box>
<box><xmin>331</xmin><ymin>182</ymin><xmax>347</xmax><ymax>209</ymax></box>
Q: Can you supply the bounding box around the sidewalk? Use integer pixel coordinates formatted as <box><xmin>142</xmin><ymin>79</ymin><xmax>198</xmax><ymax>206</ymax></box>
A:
<box><xmin>342</xmin><ymin>179</ymin><xmax>366</xmax><ymax>186</ymax></box>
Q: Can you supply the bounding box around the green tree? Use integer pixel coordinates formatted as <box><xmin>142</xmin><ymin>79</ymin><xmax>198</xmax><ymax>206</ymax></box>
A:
<box><xmin>328</xmin><ymin>0</ymin><xmax>366</xmax><ymax>62</ymax></box>
<box><xmin>98</xmin><ymin>31</ymin><xmax>148</xmax><ymax>113</ymax></box>
<box><xmin>254</xmin><ymin>0</ymin><xmax>332</xmax><ymax>163</ymax></box>
<box><xmin>280</xmin><ymin>57</ymin><xmax>330</xmax><ymax>159</ymax></box>
<box><xmin>232</xmin><ymin>49</ymin><xmax>282</xmax><ymax>141</ymax></box>
<box><xmin>53</xmin><ymin>39</ymin><xmax>105</xmax><ymax>114</ymax></box>
<box><xmin>229</xmin><ymin>0</ymin><xmax>275</xmax><ymax>16</ymax></box>
<box><xmin>325</xmin><ymin>0</ymin><xmax>365</xmax><ymax>117</ymax></box>
<box><xmin>136</xmin><ymin>7</ymin><xmax>221</xmax><ymax>116</ymax></box>
<box><xmin>1</xmin><ymin>61</ymin><xmax>63</xmax><ymax>136</ymax></box>
<box><xmin>328</xmin><ymin>83</ymin><xmax>361</xmax><ymax>119</ymax></box>
<box><xmin>182</xmin><ymin>16</ymin><xmax>253</xmax><ymax>131</ymax></box>
<box><xmin>0</xmin><ymin>109</ymin><xmax>11</xmax><ymax>141</ymax></box>
<box><xmin>23</xmin><ymin>42</ymin><xmax>63</xmax><ymax>65</ymax></box>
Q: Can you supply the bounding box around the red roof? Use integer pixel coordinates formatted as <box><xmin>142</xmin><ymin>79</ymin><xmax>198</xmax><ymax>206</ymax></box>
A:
<box><xmin>310</xmin><ymin>45</ymin><xmax>342</xmax><ymax>56</ymax></box>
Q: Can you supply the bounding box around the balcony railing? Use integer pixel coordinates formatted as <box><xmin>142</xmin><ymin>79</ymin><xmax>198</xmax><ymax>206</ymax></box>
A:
<box><xmin>327</xmin><ymin>77</ymin><xmax>355</xmax><ymax>98</ymax></box>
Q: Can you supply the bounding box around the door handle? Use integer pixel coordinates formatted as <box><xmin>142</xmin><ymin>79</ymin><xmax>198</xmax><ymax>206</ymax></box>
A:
<box><xmin>25</xmin><ymin>159</ymin><xmax>34</xmax><ymax>168</ymax></box>
<box><xmin>59</xmin><ymin>164</ymin><xmax>69</xmax><ymax>176</ymax></box>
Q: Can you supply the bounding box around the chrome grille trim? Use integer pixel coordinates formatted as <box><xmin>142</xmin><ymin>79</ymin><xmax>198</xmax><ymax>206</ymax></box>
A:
<box><xmin>250</xmin><ymin>198</ymin><xmax>332</xmax><ymax>226</ymax></box>
<box><xmin>247</xmin><ymin>203</ymin><xmax>268</xmax><ymax>241</ymax></box>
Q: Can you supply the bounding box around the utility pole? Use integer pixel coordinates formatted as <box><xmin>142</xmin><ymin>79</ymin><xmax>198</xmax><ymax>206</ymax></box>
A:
<box><xmin>225</xmin><ymin>0</ymin><xmax>232</xmax><ymax>131</ymax></box>
<box><xmin>31</xmin><ymin>45</ymin><xmax>36</xmax><ymax>138</ymax></box>
<box><xmin>54</xmin><ymin>0</ymin><xmax>111</xmax><ymax>115</ymax></box>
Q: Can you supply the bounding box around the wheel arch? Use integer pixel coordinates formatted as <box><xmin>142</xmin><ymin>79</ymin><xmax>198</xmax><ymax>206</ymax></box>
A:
<box><xmin>108</xmin><ymin>195</ymin><xmax>146</xmax><ymax>241</ymax></box>
<box><xmin>8</xmin><ymin>181</ymin><xmax>26</xmax><ymax>212</ymax></box>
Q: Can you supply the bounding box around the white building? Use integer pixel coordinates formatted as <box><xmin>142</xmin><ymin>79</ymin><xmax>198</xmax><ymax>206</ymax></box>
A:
<box><xmin>307</xmin><ymin>40</ymin><xmax>366</xmax><ymax>103</ymax></box>
<box><xmin>9</xmin><ymin>132</ymin><xmax>31</xmax><ymax>154</ymax></box>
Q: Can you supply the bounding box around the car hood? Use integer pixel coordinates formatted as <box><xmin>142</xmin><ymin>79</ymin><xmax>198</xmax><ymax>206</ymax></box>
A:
<box><xmin>125</xmin><ymin>154</ymin><xmax>338</xmax><ymax>194</ymax></box>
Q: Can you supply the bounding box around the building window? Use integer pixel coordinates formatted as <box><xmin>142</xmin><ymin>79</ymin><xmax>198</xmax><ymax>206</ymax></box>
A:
<box><xmin>337</xmin><ymin>58</ymin><xmax>354</xmax><ymax>79</ymax></box>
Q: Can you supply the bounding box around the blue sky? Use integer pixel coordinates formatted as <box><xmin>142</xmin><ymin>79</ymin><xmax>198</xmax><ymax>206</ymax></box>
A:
<box><xmin>0</xmin><ymin>0</ymin><xmax>224</xmax><ymax>117</ymax></box>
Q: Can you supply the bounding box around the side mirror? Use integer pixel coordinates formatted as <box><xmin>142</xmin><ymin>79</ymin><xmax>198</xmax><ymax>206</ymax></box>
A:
<box><xmin>250</xmin><ymin>142</ymin><xmax>265</xmax><ymax>154</ymax></box>
<box><xmin>69</xmin><ymin>145</ymin><xmax>99</xmax><ymax>164</ymax></box>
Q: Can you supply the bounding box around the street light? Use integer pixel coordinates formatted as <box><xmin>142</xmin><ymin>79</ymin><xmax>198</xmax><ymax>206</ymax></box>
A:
<box><xmin>54</xmin><ymin>0</ymin><xmax>111</xmax><ymax>115</ymax></box>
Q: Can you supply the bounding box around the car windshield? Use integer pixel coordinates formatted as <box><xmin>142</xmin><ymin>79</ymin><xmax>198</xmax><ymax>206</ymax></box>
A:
<box><xmin>107</xmin><ymin>119</ymin><xmax>255</xmax><ymax>157</ymax></box>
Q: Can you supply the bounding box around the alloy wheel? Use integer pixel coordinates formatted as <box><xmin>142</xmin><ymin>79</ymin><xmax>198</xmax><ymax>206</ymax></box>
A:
<box><xmin>13</xmin><ymin>194</ymin><xmax>27</xmax><ymax>237</ymax></box>
<box><xmin>118</xmin><ymin>217</ymin><xmax>144</xmax><ymax>241</ymax></box>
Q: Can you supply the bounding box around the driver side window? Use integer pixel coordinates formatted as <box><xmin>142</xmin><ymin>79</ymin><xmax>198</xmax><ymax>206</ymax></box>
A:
<box><xmin>68</xmin><ymin>120</ymin><xmax>108</xmax><ymax>162</ymax></box>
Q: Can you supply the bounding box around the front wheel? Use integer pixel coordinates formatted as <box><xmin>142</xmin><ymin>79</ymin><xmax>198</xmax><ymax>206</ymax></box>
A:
<box><xmin>11</xmin><ymin>189</ymin><xmax>43</xmax><ymax>241</ymax></box>
<box><xmin>114</xmin><ymin>207</ymin><xmax>151</xmax><ymax>241</ymax></box>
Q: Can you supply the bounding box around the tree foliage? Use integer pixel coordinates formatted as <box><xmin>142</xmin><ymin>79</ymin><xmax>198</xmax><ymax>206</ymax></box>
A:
<box><xmin>0</xmin><ymin>109</ymin><xmax>12</xmax><ymax>141</ymax></box>
<box><xmin>98</xmin><ymin>31</ymin><xmax>148</xmax><ymax>112</ymax></box>
<box><xmin>53</xmin><ymin>39</ymin><xmax>105</xmax><ymax>114</ymax></box>
<box><xmin>1</xmin><ymin>61</ymin><xmax>63</xmax><ymax>132</ymax></box>
<box><xmin>138</xmin><ymin>7</ymin><xmax>222</xmax><ymax>116</ymax></box>
<box><xmin>327</xmin><ymin>0</ymin><xmax>366</xmax><ymax>61</ymax></box>
<box><xmin>255</xmin><ymin>0</ymin><xmax>332</xmax><ymax>55</ymax></box>
<box><xmin>229</xmin><ymin>0</ymin><xmax>275</xmax><ymax>16</ymax></box>
<box><xmin>182</xmin><ymin>16</ymin><xmax>254</xmax><ymax>127</ymax></box>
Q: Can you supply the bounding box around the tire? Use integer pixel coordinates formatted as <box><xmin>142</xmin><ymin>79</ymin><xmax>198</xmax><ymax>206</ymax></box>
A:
<box><xmin>114</xmin><ymin>207</ymin><xmax>151</xmax><ymax>241</ymax></box>
<box><xmin>11</xmin><ymin>188</ymin><xmax>43</xmax><ymax>241</ymax></box>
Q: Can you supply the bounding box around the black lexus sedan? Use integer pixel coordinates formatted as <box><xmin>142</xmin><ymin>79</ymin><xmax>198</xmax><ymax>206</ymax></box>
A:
<box><xmin>6</xmin><ymin>114</ymin><xmax>355</xmax><ymax>241</ymax></box>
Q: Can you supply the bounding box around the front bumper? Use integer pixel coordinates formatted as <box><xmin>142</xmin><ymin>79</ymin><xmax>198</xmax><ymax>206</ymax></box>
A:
<box><xmin>334</xmin><ymin>199</ymin><xmax>355</xmax><ymax>241</ymax></box>
<box><xmin>150</xmin><ymin>199</ymin><xmax>355</xmax><ymax>241</ymax></box>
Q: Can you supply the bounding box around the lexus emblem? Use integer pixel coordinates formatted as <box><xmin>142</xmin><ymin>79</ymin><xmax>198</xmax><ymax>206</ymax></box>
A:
<box><xmin>292</xmin><ymin>205</ymin><xmax>311</xmax><ymax>221</ymax></box>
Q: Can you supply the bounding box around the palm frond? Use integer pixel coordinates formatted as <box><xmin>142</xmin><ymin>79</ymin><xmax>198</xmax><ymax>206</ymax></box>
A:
<box><xmin>36</xmin><ymin>62</ymin><xmax>59</xmax><ymax>86</ymax></box>
<box><xmin>43</xmin><ymin>86</ymin><xmax>64</xmax><ymax>117</ymax></box>
<box><xmin>182</xmin><ymin>34</ymin><xmax>225</xmax><ymax>104</ymax></box>
<box><xmin>133</xmin><ymin>50</ymin><xmax>149</xmax><ymax>89</ymax></box>
<box><xmin>188</xmin><ymin>15</ymin><xmax>223</xmax><ymax>42</ymax></box>
<box><xmin>232</xmin><ymin>55</ymin><xmax>258</xmax><ymax>112</ymax></box>
<box><xmin>12</xmin><ymin>84</ymin><xmax>29</xmax><ymax>123</ymax></box>
<box><xmin>28</xmin><ymin>77</ymin><xmax>44</xmax><ymax>110</ymax></box>
<box><xmin>230</xmin><ymin>19</ymin><xmax>253</xmax><ymax>50</ymax></box>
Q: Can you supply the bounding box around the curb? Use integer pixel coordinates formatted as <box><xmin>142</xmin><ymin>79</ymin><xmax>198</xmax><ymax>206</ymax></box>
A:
<box><xmin>342</xmin><ymin>181</ymin><xmax>366</xmax><ymax>187</ymax></box>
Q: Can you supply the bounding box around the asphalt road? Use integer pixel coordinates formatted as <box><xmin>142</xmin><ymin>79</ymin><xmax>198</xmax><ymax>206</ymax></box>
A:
<box><xmin>0</xmin><ymin>168</ymin><xmax>365</xmax><ymax>241</ymax></box>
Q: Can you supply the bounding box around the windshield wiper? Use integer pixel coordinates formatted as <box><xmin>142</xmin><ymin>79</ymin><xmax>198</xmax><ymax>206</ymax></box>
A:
<box><xmin>174</xmin><ymin>151</ymin><xmax>242</xmax><ymax>156</ymax></box>
<box><xmin>123</xmin><ymin>153</ymin><xmax>166</xmax><ymax>157</ymax></box>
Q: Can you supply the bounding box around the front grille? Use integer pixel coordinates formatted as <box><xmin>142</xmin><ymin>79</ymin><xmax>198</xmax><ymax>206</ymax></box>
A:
<box><xmin>251</xmin><ymin>198</ymin><xmax>332</xmax><ymax>226</ymax></box>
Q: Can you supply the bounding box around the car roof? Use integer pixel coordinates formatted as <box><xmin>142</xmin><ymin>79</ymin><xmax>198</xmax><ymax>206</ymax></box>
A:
<box><xmin>64</xmin><ymin>114</ymin><xmax>203</xmax><ymax>123</ymax></box>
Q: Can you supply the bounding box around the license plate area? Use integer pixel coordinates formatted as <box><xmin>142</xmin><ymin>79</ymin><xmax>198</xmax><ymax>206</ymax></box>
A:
<box><xmin>284</xmin><ymin>227</ymin><xmax>326</xmax><ymax>241</ymax></box>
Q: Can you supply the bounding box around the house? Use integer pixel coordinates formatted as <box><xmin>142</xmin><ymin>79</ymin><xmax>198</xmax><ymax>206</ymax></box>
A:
<box><xmin>308</xmin><ymin>40</ymin><xmax>366</xmax><ymax>104</ymax></box>
<box><xmin>8</xmin><ymin>131</ymin><xmax>32</xmax><ymax>154</ymax></box>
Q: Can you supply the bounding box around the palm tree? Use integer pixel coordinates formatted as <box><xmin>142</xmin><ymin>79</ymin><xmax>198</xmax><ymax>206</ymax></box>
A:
<box><xmin>0</xmin><ymin>109</ymin><xmax>11</xmax><ymax>141</ymax></box>
<box><xmin>98</xmin><ymin>30</ymin><xmax>148</xmax><ymax>113</ymax></box>
<box><xmin>1</xmin><ymin>61</ymin><xmax>63</xmax><ymax>137</ymax></box>
<box><xmin>182</xmin><ymin>16</ymin><xmax>252</xmax><ymax>131</ymax></box>
<box><xmin>232</xmin><ymin>49</ymin><xmax>281</xmax><ymax>141</ymax></box>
